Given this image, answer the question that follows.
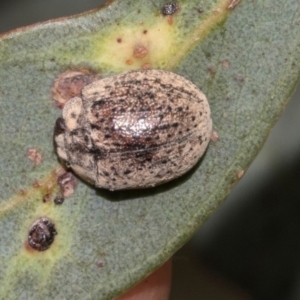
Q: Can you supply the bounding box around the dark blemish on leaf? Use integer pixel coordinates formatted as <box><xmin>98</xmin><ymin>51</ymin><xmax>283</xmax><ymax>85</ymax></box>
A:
<box><xmin>117</xmin><ymin>38</ymin><xmax>122</xmax><ymax>43</ymax></box>
<box><xmin>42</xmin><ymin>194</ymin><xmax>51</xmax><ymax>203</ymax></box>
<box><xmin>162</xmin><ymin>2</ymin><xmax>179</xmax><ymax>15</ymax></box>
<box><xmin>204</xmin><ymin>51</ymin><xmax>211</xmax><ymax>59</ymax></box>
<box><xmin>96</xmin><ymin>260</ymin><xmax>105</xmax><ymax>268</ymax></box>
<box><xmin>28</xmin><ymin>217</ymin><xmax>57</xmax><ymax>251</ymax></box>
<box><xmin>143</xmin><ymin>30</ymin><xmax>148</xmax><ymax>34</ymax></box>
<box><xmin>208</xmin><ymin>67</ymin><xmax>216</xmax><ymax>75</ymax></box>
<box><xmin>54</xmin><ymin>196</ymin><xmax>65</xmax><ymax>205</ymax></box>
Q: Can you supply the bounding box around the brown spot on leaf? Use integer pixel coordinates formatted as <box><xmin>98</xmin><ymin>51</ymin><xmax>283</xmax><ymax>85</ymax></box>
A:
<box><xmin>96</xmin><ymin>260</ymin><xmax>105</xmax><ymax>268</ymax></box>
<box><xmin>52</xmin><ymin>69</ymin><xmax>99</xmax><ymax>109</ymax></box>
<box><xmin>33</xmin><ymin>180</ymin><xmax>41</xmax><ymax>188</ymax></box>
<box><xmin>57</xmin><ymin>172</ymin><xmax>77</xmax><ymax>197</ymax></box>
<box><xmin>126</xmin><ymin>59</ymin><xmax>134</xmax><ymax>65</ymax></box>
<box><xmin>42</xmin><ymin>193</ymin><xmax>51</xmax><ymax>203</ymax></box>
<box><xmin>27</xmin><ymin>148</ymin><xmax>42</xmax><ymax>165</ymax></box>
<box><xmin>167</xmin><ymin>16</ymin><xmax>174</xmax><ymax>25</ymax></box>
<box><xmin>222</xmin><ymin>60</ymin><xmax>230</xmax><ymax>68</ymax></box>
<box><xmin>19</xmin><ymin>189</ymin><xmax>27</xmax><ymax>196</ymax></box>
<box><xmin>143</xmin><ymin>30</ymin><xmax>148</xmax><ymax>34</ymax></box>
<box><xmin>133</xmin><ymin>45</ymin><xmax>148</xmax><ymax>59</ymax></box>
<box><xmin>208</xmin><ymin>67</ymin><xmax>216</xmax><ymax>75</ymax></box>
<box><xmin>210</xmin><ymin>131</ymin><xmax>219</xmax><ymax>142</ymax></box>
<box><xmin>117</xmin><ymin>38</ymin><xmax>122</xmax><ymax>43</ymax></box>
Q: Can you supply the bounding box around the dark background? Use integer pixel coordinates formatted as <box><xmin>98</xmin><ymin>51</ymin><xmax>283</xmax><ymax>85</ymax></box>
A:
<box><xmin>1</xmin><ymin>1</ymin><xmax>300</xmax><ymax>299</ymax></box>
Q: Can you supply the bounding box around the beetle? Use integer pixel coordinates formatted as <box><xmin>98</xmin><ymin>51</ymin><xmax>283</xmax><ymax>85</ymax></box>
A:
<box><xmin>54</xmin><ymin>69</ymin><xmax>212</xmax><ymax>191</ymax></box>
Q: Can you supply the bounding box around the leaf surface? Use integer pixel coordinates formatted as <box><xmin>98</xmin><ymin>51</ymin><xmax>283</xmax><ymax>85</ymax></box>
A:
<box><xmin>0</xmin><ymin>0</ymin><xmax>300</xmax><ymax>299</ymax></box>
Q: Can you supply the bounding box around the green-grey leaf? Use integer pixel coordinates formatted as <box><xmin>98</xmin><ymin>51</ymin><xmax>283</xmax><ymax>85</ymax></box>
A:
<box><xmin>0</xmin><ymin>0</ymin><xmax>300</xmax><ymax>299</ymax></box>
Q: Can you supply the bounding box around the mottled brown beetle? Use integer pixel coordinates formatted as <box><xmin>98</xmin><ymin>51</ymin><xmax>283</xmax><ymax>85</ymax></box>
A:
<box><xmin>54</xmin><ymin>70</ymin><xmax>212</xmax><ymax>191</ymax></box>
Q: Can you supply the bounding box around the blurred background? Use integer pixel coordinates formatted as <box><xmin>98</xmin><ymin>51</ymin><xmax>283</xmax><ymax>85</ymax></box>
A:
<box><xmin>1</xmin><ymin>1</ymin><xmax>300</xmax><ymax>299</ymax></box>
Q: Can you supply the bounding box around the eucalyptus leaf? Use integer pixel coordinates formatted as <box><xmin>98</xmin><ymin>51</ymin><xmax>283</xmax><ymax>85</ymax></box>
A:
<box><xmin>0</xmin><ymin>0</ymin><xmax>300</xmax><ymax>299</ymax></box>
